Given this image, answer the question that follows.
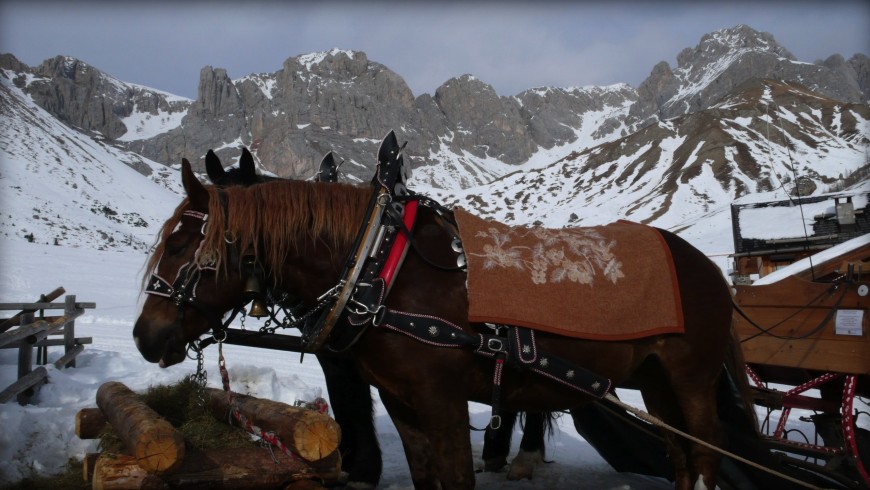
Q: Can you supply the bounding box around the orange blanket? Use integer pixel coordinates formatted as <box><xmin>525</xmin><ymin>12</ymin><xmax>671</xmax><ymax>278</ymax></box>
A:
<box><xmin>455</xmin><ymin>208</ymin><xmax>684</xmax><ymax>340</ymax></box>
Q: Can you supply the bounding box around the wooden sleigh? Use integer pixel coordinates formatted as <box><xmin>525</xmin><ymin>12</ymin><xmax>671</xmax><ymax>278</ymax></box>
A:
<box><xmin>732</xmin><ymin>236</ymin><xmax>870</xmax><ymax>488</ymax></box>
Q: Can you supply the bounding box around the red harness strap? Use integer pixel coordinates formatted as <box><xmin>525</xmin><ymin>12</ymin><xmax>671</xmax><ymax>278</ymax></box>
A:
<box><xmin>379</xmin><ymin>199</ymin><xmax>419</xmax><ymax>289</ymax></box>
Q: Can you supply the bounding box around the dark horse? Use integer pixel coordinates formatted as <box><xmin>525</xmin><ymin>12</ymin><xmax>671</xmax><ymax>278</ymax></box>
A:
<box><xmin>202</xmin><ymin>147</ymin><xmax>550</xmax><ymax>482</ymax></box>
<box><xmin>134</xmin><ymin>153</ymin><xmax>748</xmax><ymax>489</ymax></box>
<box><xmin>204</xmin><ymin>147</ymin><xmax>382</xmax><ymax>488</ymax></box>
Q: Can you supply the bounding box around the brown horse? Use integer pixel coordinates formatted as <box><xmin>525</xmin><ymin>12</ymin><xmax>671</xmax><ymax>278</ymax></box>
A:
<box><xmin>134</xmin><ymin>159</ymin><xmax>747</xmax><ymax>489</ymax></box>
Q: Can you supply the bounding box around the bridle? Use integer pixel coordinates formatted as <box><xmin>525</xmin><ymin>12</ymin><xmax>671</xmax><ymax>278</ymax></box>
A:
<box><xmin>144</xmin><ymin>209</ymin><xmax>249</xmax><ymax>337</ymax></box>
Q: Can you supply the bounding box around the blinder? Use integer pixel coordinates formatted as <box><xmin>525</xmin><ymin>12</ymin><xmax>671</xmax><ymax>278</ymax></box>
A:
<box><xmin>144</xmin><ymin>209</ymin><xmax>254</xmax><ymax>333</ymax></box>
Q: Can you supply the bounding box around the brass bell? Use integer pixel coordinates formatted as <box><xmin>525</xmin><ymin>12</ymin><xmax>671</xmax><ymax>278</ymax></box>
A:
<box><xmin>248</xmin><ymin>298</ymin><xmax>269</xmax><ymax>319</ymax></box>
<box><xmin>244</xmin><ymin>273</ymin><xmax>263</xmax><ymax>297</ymax></box>
<box><xmin>244</xmin><ymin>273</ymin><xmax>268</xmax><ymax>318</ymax></box>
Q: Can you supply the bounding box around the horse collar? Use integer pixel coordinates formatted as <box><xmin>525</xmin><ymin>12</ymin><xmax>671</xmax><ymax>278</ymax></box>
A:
<box><xmin>302</xmin><ymin>193</ymin><xmax>421</xmax><ymax>352</ymax></box>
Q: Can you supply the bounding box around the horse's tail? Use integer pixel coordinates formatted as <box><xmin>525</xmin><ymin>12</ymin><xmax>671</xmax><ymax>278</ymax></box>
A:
<box><xmin>721</xmin><ymin>322</ymin><xmax>760</xmax><ymax>434</ymax></box>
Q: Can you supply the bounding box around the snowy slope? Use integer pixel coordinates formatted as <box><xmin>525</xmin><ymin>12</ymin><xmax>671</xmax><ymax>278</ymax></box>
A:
<box><xmin>433</xmin><ymin>81</ymin><xmax>869</xmax><ymax>264</ymax></box>
<box><xmin>0</xmin><ymin>74</ymin><xmax>183</xmax><ymax>251</ymax></box>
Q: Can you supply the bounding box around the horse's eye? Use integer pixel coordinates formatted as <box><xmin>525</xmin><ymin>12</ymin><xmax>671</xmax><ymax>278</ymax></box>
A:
<box><xmin>166</xmin><ymin>243</ymin><xmax>187</xmax><ymax>257</ymax></box>
<box><xmin>165</xmin><ymin>236</ymin><xmax>188</xmax><ymax>257</ymax></box>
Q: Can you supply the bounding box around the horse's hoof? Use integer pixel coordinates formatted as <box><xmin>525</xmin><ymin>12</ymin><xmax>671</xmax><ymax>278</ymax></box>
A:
<box><xmin>483</xmin><ymin>458</ymin><xmax>508</xmax><ymax>472</ymax></box>
<box><xmin>507</xmin><ymin>449</ymin><xmax>543</xmax><ymax>480</ymax></box>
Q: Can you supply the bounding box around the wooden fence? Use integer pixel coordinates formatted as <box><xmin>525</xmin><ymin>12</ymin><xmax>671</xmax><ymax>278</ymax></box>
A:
<box><xmin>0</xmin><ymin>287</ymin><xmax>95</xmax><ymax>404</ymax></box>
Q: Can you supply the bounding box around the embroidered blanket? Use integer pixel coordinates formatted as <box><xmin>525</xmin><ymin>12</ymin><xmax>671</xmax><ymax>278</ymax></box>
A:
<box><xmin>455</xmin><ymin>208</ymin><xmax>684</xmax><ymax>340</ymax></box>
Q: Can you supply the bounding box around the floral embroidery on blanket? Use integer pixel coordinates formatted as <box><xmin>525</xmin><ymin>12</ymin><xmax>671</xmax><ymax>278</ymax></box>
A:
<box><xmin>473</xmin><ymin>226</ymin><xmax>625</xmax><ymax>286</ymax></box>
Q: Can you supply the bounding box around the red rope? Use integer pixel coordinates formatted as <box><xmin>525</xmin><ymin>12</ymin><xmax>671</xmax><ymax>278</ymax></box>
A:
<box><xmin>217</xmin><ymin>341</ymin><xmax>326</xmax><ymax>465</ymax></box>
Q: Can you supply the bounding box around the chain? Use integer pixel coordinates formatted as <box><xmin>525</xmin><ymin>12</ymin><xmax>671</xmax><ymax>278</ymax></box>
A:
<box><xmin>187</xmin><ymin>340</ymin><xmax>209</xmax><ymax>408</ymax></box>
<box><xmin>259</xmin><ymin>284</ymin><xmax>340</xmax><ymax>335</ymax></box>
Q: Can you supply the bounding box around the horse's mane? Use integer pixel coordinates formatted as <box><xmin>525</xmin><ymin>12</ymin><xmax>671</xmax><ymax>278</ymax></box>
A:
<box><xmin>147</xmin><ymin>180</ymin><xmax>370</xmax><ymax>284</ymax></box>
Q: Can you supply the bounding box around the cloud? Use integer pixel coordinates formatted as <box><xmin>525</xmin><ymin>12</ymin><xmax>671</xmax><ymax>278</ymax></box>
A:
<box><xmin>1</xmin><ymin>1</ymin><xmax>867</xmax><ymax>99</ymax></box>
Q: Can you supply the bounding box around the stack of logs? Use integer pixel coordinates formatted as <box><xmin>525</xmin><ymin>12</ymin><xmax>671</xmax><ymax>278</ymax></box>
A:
<box><xmin>76</xmin><ymin>381</ymin><xmax>342</xmax><ymax>489</ymax></box>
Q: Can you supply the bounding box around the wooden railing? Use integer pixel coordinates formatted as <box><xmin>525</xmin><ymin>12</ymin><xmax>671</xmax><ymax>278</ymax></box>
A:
<box><xmin>0</xmin><ymin>287</ymin><xmax>95</xmax><ymax>404</ymax></box>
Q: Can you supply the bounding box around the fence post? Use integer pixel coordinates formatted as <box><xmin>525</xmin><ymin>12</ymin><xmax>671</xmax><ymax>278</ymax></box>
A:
<box><xmin>17</xmin><ymin>312</ymin><xmax>34</xmax><ymax>405</ymax></box>
<box><xmin>64</xmin><ymin>295</ymin><xmax>77</xmax><ymax>368</ymax></box>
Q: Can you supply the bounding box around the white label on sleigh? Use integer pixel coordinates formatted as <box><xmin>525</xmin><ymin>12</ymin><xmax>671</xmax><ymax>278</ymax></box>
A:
<box><xmin>835</xmin><ymin>309</ymin><xmax>864</xmax><ymax>336</ymax></box>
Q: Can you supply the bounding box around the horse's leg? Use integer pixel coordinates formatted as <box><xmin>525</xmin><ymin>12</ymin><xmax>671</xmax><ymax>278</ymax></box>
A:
<box><xmin>669</xmin><ymin>372</ymin><xmax>725</xmax><ymax>490</ymax></box>
<box><xmin>382</xmin><ymin>388</ymin><xmax>476</xmax><ymax>489</ymax></box>
<box><xmin>378</xmin><ymin>390</ymin><xmax>439</xmax><ymax>490</ymax></box>
<box><xmin>507</xmin><ymin>412</ymin><xmax>546</xmax><ymax>480</ymax></box>
<box><xmin>482</xmin><ymin>411</ymin><xmax>517</xmax><ymax>472</ymax></box>
<box><xmin>318</xmin><ymin>355</ymin><xmax>382</xmax><ymax>489</ymax></box>
<box><xmin>639</xmin><ymin>359</ymin><xmax>725</xmax><ymax>490</ymax></box>
<box><xmin>639</xmin><ymin>383</ymin><xmax>693</xmax><ymax>489</ymax></box>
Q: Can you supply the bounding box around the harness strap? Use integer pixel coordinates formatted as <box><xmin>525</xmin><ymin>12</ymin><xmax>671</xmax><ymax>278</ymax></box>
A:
<box><xmin>374</xmin><ymin>308</ymin><xmax>612</xmax><ymax>400</ymax></box>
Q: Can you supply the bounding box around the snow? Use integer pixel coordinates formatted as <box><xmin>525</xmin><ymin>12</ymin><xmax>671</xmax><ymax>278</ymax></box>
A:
<box><xmin>117</xmin><ymin>104</ymin><xmax>188</xmax><ymax>142</ymax></box>
<box><xmin>0</xmin><ymin>238</ymin><xmax>670</xmax><ymax>489</ymax></box>
<box><xmin>297</xmin><ymin>48</ymin><xmax>356</xmax><ymax>71</ymax></box>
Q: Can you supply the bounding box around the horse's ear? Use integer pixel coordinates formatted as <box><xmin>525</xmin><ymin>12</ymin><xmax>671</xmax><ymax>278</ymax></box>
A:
<box><xmin>239</xmin><ymin>148</ymin><xmax>256</xmax><ymax>179</ymax></box>
<box><xmin>182</xmin><ymin>158</ymin><xmax>209</xmax><ymax>210</ymax></box>
<box><xmin>204</xmin><ymin>150</ymin><xmax>225</xmax><ymax>183</ymax></box>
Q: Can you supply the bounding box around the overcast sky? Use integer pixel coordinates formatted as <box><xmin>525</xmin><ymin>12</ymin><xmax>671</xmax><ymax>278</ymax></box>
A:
<box><xmin>1</xmin><ymin>1</ymin><xmax>868</xmax><ymax>99</ymax></box>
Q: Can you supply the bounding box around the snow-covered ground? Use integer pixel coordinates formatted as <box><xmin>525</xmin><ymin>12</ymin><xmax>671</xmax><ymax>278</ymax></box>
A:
<box><xmin>0</xmin><ymin>238</ymin><xmax>672</xmax><ymax>488</ymax></box>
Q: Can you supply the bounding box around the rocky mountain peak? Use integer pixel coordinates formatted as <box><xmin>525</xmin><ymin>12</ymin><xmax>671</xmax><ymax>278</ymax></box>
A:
<box><xmin>629</xmin><ymin>25</ymin><xmax>867</xmax><ymax>132</ymax></box>
<box><xmin>289</xmin><ymin>48</ymin><xmax>369</xmax><ymax>78</ymax></box>
<box><xmin>676</xmin><ymin>24</ymin><xmax>795</xmax><ymax>69</ymax></box>
<box><xmin>194</xmin><ymin>65</ymin><xmax>245</xmax><ymax>117</ymax></box>
<box><xmin>3</xmin><ymin>24</ymin><xmax>866</xmax><ymax>194</ymax></box>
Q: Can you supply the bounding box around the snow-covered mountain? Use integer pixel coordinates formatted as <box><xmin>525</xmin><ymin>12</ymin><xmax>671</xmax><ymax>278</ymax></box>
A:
<box><xmin>0</xmin><ymin>24</ymin><xmax>868</xmax><ymax>256</ymax></box>
<box><xmin>0</xmin><ymin>72</ymin><xmax>182</xmax><ymax>250</ymax></box>
<box><xmin>437</xmin><ymin>80</ymin><xmax>869</xmax><ymax>230</ymax></box>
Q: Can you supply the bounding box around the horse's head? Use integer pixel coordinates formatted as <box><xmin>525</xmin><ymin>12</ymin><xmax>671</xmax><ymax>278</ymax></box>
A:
<box><xmin>133</xmin><ymin>159</ymin><xmax>249</xmax><ymax>367</ymax></box>
<box><xmin>135</xmin><ymin>158</ymin><xmax>368</xmax><ymax>367</ymax></box>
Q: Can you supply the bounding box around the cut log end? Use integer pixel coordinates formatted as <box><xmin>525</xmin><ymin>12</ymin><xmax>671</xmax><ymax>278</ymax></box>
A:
<box><xmin>134</xmin><ymin>430</ymin><xmax>185</xmax><ymax>473</ymax></box>
<box><xmin>294</xmin><ymin>419</ymin><xmax>341</xmax><ymax>461</ymax></box>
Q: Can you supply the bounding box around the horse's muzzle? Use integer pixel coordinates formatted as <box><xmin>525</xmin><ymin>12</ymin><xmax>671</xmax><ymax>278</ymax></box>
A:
<box><xmin>133</xmin><ymin>317</ymin><xmax>187</xmax><ymax>367</ymax></box>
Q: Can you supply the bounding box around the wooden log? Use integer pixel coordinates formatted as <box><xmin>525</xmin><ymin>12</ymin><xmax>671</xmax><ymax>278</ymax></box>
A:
<box><xmin>92</xmin><ymin>449</ymin><xmax>337</xmax><ymax>489</ymax></box>
<box><xmin>0</xmin><ymin>313</ymin><xmax>80</xmax><ymax>348</ymax></box>
<box><xmin>53</xmin><ymin>342</ymin><xmax>85</xmax><ymax>369</ymax></box>
<box><xmin>205</xmin><ymin>388</ymin><xmax>340</xmax><ymax>462</ymax></box>
<box><xmin>76</xmin><ymin>407</ymin><xmax>109</xmax><ymax>439</ymax></box>
<box><xmin>0</xmin><ymin>365</ymin><xmax>48</xmax><ymax>404</ymax></box>
<box><xmin>92</xmin><ymin>453</ymin><xmax>164</xmax><ymax>490</ymax></box>
<box><xmin>96</xmin><ymin>381</ymin><xmax>185</xmax><ymax>474</ymax></box>
<box><xmin>82</xmin><ymin>452</ymin><xmax>101</xmax><ymax>482</ymax></box>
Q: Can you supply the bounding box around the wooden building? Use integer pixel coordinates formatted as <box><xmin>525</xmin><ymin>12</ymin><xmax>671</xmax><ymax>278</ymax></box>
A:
<box><xmin>730</xmin><ymin>190</ymin><xmax>869</xmax><ymax>284</ymax></box>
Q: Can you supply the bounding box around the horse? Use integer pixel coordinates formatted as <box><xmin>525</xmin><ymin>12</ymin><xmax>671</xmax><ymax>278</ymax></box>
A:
<box><xmin>134</xmin><ymin>146</ymin><xmax>749</xmax><ymax>489</ymax></box>
<box><xmin>204</xmin><ymin>147</ymin><xmax>382</xmax><ymax>489</ymax></box>
<box><xmin>203</xmin><ymin>147</ymin><xmax>551</xmax><ymax>482</ymax></box>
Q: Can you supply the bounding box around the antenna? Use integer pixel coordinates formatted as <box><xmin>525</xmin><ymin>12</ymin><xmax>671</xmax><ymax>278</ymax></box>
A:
<box><xmin>772</xmin><ymin>98</ymin><xmax>815</xmax><ymax>280</ymax></box>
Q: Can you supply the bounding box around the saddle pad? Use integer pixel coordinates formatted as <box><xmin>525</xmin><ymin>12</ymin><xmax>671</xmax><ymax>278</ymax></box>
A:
<box><xmin>455</xmin><ymin>208</ymin><xmax>684</xmax><ymax>340</ymax></box>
